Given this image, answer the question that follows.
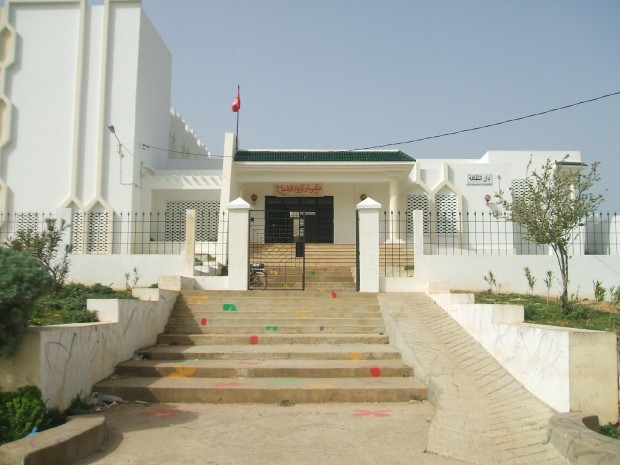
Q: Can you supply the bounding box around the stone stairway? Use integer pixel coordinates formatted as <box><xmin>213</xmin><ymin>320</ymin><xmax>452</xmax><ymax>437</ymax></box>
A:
<box><xmin>93</xmin><ymin>290</ymin><xmax>426</xmax><ymax>404</ymax></box>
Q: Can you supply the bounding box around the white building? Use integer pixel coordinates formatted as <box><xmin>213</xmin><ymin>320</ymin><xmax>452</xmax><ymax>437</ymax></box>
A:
<box><xmin>1</xmin><ymin>0</ymin><xmax>616</xmax><ymax>293</ymax></box>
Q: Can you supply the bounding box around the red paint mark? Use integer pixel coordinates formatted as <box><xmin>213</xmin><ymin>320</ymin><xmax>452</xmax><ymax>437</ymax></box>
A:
<box><xmin>200</xmin><ymin>318</ymin><xmax>207</xmax><ymax>326</ymax></box>
<box><xmin>249</xmin><ymin>335</ymin><xmax>259</xmax><ymax>345</ymax></box>
<box><xmin>369</xmin><ymin>367</ymin><xmax>381</xmax><ymax>377</ymax></box>
<box><xmin>331</xmin><ymin>291</ymin><xmax>337</xmax><ymax>298</ymax></box>
<box><xmin>353</xmin><ymin>409</ymin><xmax>392</xmax><ymax>417</ymax></box>
<box><xmin>214</xmin><ymin>381</ymin><xmax>242</xmax><ymax>388</ymax></box>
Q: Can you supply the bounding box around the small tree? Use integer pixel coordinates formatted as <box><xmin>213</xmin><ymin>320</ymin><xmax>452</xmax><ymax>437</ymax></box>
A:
<box><xmin>0</xmin><ymin>248</ymin><xmax>52</xmax><ymax>356</ymax></box>
<box><xmin>4</xmin><ymin>218</ymin><xmax>72</xmax><ymax>293</ymax></box>
<box><xmin>496</xmin><ymin>156</ymin><xmax>603</xmax><ymax>313</ymax></box>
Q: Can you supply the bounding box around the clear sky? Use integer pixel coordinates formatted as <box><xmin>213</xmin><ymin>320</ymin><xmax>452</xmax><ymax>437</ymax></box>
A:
<box><xmin>141</xmin><ymin>0</ymin><xmax>620</xmax><ymax>209</ymax></box>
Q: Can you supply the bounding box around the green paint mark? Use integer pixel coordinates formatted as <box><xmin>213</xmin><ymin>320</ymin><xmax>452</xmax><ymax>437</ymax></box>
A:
<box><xmin>266</xmin><ymin>325</ymin><xmax>279</xmax><ymax>332</ymax></box>
<box><xmin>310</xmin><ymin>270</ymin><xmax>316</xmax><ymax>276</ymax></box>
<box><xmin>223</xmin><ymin>303</ymin><xmax>237</xmax><ymax>312</ymax></box>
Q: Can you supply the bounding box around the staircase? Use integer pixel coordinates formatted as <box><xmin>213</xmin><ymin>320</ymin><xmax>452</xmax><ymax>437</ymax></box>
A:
<box><xmin>93</xmin><ymin>290</ymin><xmax>426</xmax><ymax>404</ymax></box>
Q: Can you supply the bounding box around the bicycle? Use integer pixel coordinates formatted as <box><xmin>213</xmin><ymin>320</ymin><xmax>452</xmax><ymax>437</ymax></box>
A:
<box><xmin>249</xmin><ymin>263</ymin><xmax>267</xmax><ymax>290</ymax></box>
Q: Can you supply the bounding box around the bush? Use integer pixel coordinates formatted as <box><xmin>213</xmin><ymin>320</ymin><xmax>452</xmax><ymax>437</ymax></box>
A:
<box><xmin>0</xmin><ymin>385</ymin><xmax>66</xmax><ymax>445</ymax></box>
<box><xmin>0</xmin><ymin>248</ymin><xmax>53</xmax><ymax>356</ymax></box>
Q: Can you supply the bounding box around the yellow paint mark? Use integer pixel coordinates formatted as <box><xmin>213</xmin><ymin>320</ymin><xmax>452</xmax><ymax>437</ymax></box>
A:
<box><xmin>168</xmin><ymin>366</ymin><xmax>197</xmax><ymax>378</ymax></box>
<box><xmin>350</xmin><ymin>352</ymin><xmax>361</xmax><ymax>361</ymax></box>
<box><xmin>296</xmin><ymin>311</ymin><xmax>308</xmax><ymax>319</ymax></box>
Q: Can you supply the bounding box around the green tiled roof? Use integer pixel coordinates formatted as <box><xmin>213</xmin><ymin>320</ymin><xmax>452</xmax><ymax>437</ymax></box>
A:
<box><xmin>234</xmin><ymin>150</ymin><xmax>415</xmax><ymax>163</ymax></box>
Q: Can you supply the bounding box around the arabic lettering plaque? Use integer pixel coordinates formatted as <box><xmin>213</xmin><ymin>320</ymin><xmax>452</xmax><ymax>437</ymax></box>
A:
<box><xmin>274</xmin><ymin>183</ymin><xmax>324</xmax><ymax>197</ymax></box>
<box><xmin>466</xmin><ymin>173</ymin><xmax>493</xmax><ymax>186</ymax></box>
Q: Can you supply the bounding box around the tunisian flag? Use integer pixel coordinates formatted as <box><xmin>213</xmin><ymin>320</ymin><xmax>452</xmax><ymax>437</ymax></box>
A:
<box><xmin>231</xmin><ymin>87</ymin><xmax>241</xmax><ymax>112</ymax></box>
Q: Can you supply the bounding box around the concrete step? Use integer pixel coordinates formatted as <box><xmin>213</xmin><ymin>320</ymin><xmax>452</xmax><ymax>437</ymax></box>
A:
<box><xmin>177</xmin><ymin>290</ymin><xmax>372</xmax><ymax>300</ymax></box>
<box><xmin>166</xmin><ymin>317</ymin><xmax>383</xmax><ymax>327</ymax></box>
<box><xmin>113</xmin><ymin>359</ymin><xmax>412</xmax><ymax>378</ymax></box>
<box><xmin>138</xmin><ymin>344</ymin><xmax>401</xmax><ymax>361</ymax></box>
<box><xmin>164</xmin><ymin>324</ymin><xmax>386</xmax><ymax>335</ymax></box>
<box><xmin>169</xmin><ymin>310</ymin><xmax>381</xmax><ymax>319</ymax></box>
<box><xmin>157</xmin><ymin>333</ymin><xmax>389</xmax><ymax>345</ymax></box>
<box><xmin>93</xmin><ymin>376</ymin><xmax>426</xmax><ymax>404</ymax></box>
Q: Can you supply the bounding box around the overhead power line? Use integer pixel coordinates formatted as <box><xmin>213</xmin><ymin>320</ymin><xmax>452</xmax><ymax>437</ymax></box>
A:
<box><xmin>351</xmin><ymin>90</ymin><xmax>620</xmax><ymax>151</ymax></box>
<box><xmin>141</xmin><ymin>90</ymin><xmax>620</xmax><ymax>157</ymax></box>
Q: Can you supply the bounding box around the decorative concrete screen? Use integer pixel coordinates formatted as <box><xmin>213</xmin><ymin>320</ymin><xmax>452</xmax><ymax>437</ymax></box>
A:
<box><xmin>407</xmin><ymin>194</ymin><xmax>430</xmax><ymax>235</ymax></box>
<box><xmin>435</xmin><ymin>193</ymin><xmax>458</xmax><ymax>234</ymax></box>
<box><xmin>14</xmin><ymin>212</ymin><xmax>39</xmax><ymax>232</ymax></box>
<box><xmin>165</xmin><ymin>201</ymin><xmax>220</xmax><ymax>241</ymax></box>
<box><xmin>86</xmin><ymin>211</ymin><xmax>109</xmax><ymax>254</ymax></box>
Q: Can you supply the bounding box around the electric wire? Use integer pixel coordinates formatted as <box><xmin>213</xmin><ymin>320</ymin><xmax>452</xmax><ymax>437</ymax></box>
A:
<box><xmin>140</xmin><ymin>90</ymin><xmax>620</xmax><ymax>157</ymax></box>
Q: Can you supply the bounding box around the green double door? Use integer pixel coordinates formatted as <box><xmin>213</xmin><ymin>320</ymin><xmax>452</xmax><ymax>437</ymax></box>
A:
<box><xmin>265</xmin><ymin>196</ymin><xmax>334</xmax><ymax>243</ymax></box>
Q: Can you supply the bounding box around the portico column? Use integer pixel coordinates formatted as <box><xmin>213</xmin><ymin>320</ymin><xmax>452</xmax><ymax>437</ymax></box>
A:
<box><xmin>356</xmin><ymin>197</ymin><xmax>381</xmax><ymax>293</ymax></box>
<box><xmin>388</xmin><ymin>176</ymin><xmax>400</xmax><ymax>242</ymax></box>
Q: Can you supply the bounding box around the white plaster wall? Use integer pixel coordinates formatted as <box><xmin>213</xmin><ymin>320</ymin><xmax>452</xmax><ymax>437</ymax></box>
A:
<box><xmin>68</xmin><ymin>254</ymin><xmax>187</xmax><ymax>290</ymax></box>
<box><xmin>431</xmin><ymin>293</ymin><xmax>618</xmax><ymax>424</ymax></box>
<box><xmin>5</xmin><ymin>3</ymin><xmax>80</xmax><ymax>210</ymax></box>
<box><xmin>0</xmin><ymin>289</ymin><xmax>178</xmax><ymax>410</ymax></box>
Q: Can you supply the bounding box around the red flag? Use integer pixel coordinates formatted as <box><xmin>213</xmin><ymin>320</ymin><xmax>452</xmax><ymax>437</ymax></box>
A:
<box><xmin>231</xmin><ymin>87</ymin><xmax>241</xmax><ymax>112</ymax></box>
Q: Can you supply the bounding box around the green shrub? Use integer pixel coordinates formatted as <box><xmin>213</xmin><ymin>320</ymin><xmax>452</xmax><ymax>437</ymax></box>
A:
<box><xmin>0</xmin><ymin>248</ymin><xmax>53</xmax><ymax>356</ymax></box>
<box><xmin>600</xmin><ymin>423</ymin><xmax>620</xmax><ymax>440</ymax></box>
<box><xmin>0</xmin><ymin>386</ymin><xmax>66</xmax><ymax>445</ymax></box>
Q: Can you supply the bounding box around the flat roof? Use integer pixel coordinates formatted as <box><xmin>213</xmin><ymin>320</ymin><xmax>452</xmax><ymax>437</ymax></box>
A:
<box><xmin>234</xmin><ymin>150</ymin><xmax>416</xmax><ymax>163</ymax></box>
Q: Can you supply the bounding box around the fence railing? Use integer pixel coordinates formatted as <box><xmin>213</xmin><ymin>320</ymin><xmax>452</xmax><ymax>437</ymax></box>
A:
<box><xmin>381</xmin><ymin>211</ymin><xmax>415</xmax><ymax>276</ymax></box>
<box><xmin>0</xmin><ymin>211</ymin><xmax>229</xmax><ymax>272</ymax></box>
<box><xmin>418</xmin><ymin>211</ymin><xmax>620</xmax><ymax>256</ymax></box>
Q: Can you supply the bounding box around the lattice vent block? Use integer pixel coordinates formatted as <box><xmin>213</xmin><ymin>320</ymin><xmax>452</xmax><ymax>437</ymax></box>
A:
<box><xmin>71</xmin><ymin>211</ymin><xmax>85</xmax><ymax>254</ymax></box>
<box><xmin>435</xmin><ymin>193</ymin><xmax>458</xmax><ymax>234</ymax></box>
<box><xmin>165</xmin><ymin>201</ymin><xmax>220</xmax><ymax>241</ymax></box>
<box><xmin>14</xmin><ymin>212</ymin><xmax>39</xmax><ymax>233</ymax></box>
<box><xmin>510</xmin><ymin>179</ymin><xmax>528</xmax><ymax>202</ymax></box>
<box><xmin>407</xmin><ymin>194</ymin><xmax>430</xmax><ymax>234</ymax></box>
<box><xmin>87</xmin><ymin>211</ymin><xmax>109</xmax><ymax>254</ymax></box>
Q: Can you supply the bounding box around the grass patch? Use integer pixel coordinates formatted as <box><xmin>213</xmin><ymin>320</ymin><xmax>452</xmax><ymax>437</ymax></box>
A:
<box><xmin>474</xmin><ymin>291</ymin><xmax>620</xmax><ymax>334</ymax></box>
<box><xmin>30</xmin><ymin>283</ymin><xmax>134</xmax><ymax>326</ymax></box>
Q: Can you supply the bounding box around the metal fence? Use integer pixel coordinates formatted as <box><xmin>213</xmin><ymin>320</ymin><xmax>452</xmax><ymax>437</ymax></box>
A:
<box><xmin>0</xmin><ymin>211</ymin><xmax>229</xmax><ymax>271</ymax></box>
<box><xmin>419</xmin><ymin>211</ymin><xmax>620</xmax><ymax>256</ymax></box>
<box><xmin>381</xmin><ymin>211</ymin><xmax>415</xmax><ymax>277</ymax></box>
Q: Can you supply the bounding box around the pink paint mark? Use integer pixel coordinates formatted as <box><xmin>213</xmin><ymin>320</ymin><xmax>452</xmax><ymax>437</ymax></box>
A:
<box><xmin>214</xmin><ymin>381</ymin><xmax>242</xmax><ymax>388</ymax></box>
<box><xmin>200</xmin><ymin>318</ymin><xmax>207</xmax><ymax>326</ymax></box>
<box><xmin>249</xmin><ymin>335</ymin><xmax>259</xmax><ymax>345</ymax></box>
<box><xmin>331</xmin><ymin>291</ymin><xmax>337</xmax><ymax>298</ymax></box>
<box><xmin>239</xmin><ymin>360</ymin><xmax>263</xmax><ymax>366</ymax></box>
<box><xmin>369</xmin><ymin>367</ymin><xmax>381</xmax><ymax>377</ymax></box>
<box><xmin>353</xmin><ymin>409</ymin><xmax>392</xmax><ymax>417</ymax></box>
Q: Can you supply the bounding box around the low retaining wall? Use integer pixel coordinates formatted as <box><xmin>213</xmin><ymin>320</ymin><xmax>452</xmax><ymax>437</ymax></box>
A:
<box><xmin>431</xmin><ymin>293</ymin><xmax>618</xmax><ymax>425</ymax></box>
<box><xmin>0</xmin><ymin>288</ymin><xmax>178</xmax><ymax>409</ymax></box>
<box><xmin>549</xmin><ymin>412</ymin><xmax>620</xmax><ymax>465</ymax></box>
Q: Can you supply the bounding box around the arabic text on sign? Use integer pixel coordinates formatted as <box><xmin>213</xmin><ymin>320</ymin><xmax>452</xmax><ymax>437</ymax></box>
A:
<box><xmin>274</xmin><ymin>184</ymin><xmax>324</xmax><ymax>197</ymax></box>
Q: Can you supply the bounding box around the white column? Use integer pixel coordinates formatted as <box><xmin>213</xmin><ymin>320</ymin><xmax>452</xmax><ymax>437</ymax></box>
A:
<box><xmin>184</xmin><ymin>209</ymin><xmax>196</xmax><ymax>275</ymax></box>
<box><xmin>357</xmin><ymin>197</ymin><xmax>381</xmax><ymax>293</ymax></box>
<box><xmin>226</xmin><ymin>197</ymin><xmax>250</xmax><ymax>290</ymax></box>
<box><xmin>388</xmin><ymin>176</ymin><xmax>399</xmax><ymax>242</ymax></box>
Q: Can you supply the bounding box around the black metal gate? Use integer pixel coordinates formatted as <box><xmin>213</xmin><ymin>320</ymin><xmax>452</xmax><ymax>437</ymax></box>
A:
<box><xmin>249</xmin><ymin>209</ymin><xmax>306</xmax><ymax>290</ymax></box>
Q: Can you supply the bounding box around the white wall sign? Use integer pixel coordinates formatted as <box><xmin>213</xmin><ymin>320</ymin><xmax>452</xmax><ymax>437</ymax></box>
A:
<box><xmin>467</xmin><ymin>173</ymin><xmax>493</xmax><ymax>185</ymax></box>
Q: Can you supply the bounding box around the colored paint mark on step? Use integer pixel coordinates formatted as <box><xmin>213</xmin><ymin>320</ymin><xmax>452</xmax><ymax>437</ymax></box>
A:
<box><xmin>168</xmin><ymin>366</ymin><xmax>197</xmax><ymax>378</ymax></box>
<box><xmin>310</xmin><ymin>270</ymin><xmax>316</xmax><ymax>276</ymax></box>
<box><xmin>183</xmin><ymin>359</ymin><xmax>202</xmax><ymax>365</ymax></box>
<box><xmin>369</xmin><ymin>366</ymin><xmax>381</xmax><ymax>377</ymax></box>
<box><xmin>350</xmin><ymin>352</ymin><xmax>361</xmax><ymax>361</ymax></box>
<box><xmin>319</xmin><ymin>326</ymin><xmax>324</xmax><ymax>332</ymax></box>
<box><xmin>331</xmin><ymin>291</ymin><xmax>337</xmax><ymax>298</ymax></box>
<box><xmin>223</xmin><ymin>303</ymin><xmax>237</xmax><ymax>312</ymax></box>
<box><xmin>239</xmin><ymin>360</ymin><xmax>263</xmax><ymax>366</ymax></box>
<box><xmin>296</xmin><ymin>311</ymin><xmax>308</xmax><ymax>319</ymax></box>
<box><xmin>353</xmin><ymin>409</ymin><xmax>392</xmax><ymax>417</ymax></box>
<box><xmin>249</xmin><ymin>335</ymin><xmax>259</xmax><ymax>345</ymax></box>
<box><xmin>200</xmin><ymin>318</ymin><xmax>208</xmax><ymax>326</ymax></box>
<box><xmin>266</xmin><ymin>325</ymin><xmax>279</xmax><ymax>331</ymax></box>
<box><xmin>214</xmin><ymin>381</ymin><xmax>242</xmax><ymax>388</ymax></box>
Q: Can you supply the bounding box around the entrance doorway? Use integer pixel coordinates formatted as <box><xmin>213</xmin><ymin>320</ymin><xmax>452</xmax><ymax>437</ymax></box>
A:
<box><xmin>265</xmin><ymin>196</ymin><xmax>334</xmax><ymax>243</ymax></box>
